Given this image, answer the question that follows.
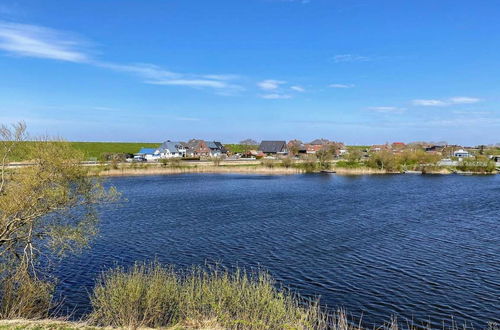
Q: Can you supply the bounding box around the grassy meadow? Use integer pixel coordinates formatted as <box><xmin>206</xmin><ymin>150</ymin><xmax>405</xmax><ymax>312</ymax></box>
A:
<box><xmin>69</xmin><ymin>142</ymin><xmax>160</xmax><ymax>160</ymax></box>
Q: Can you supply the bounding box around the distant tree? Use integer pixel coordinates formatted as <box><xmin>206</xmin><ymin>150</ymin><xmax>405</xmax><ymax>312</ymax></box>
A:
<box><xmin>479</xmin><ymin>145</ymin><xmax>485</xmax><ymax>155</ymax></box>
<box><xmin>288</xmin><ymin>140</ymin><xmax>303</xmax><ymax>156</ymax></box>
<box><xmin>240</xmin><ymin>139</ymin><xmax>258</xmax><ymax>146</ymax></box>
<box><xmin>315</xmin><ymin>149</ymin><xmax>332</xmax><ymax>170</ymax></box>
<box><xmin>323</xmin><ymin>144</ymin><xmax>339</xmax><ymax>158</ymax></box>
<box><xmin>367</xmin><ymin>150</ymin><xmax>399</xmax><ymax>172</ymax></box>
<box><xmin>239</xmin><ymin>139</ymin><xmax>258</xmax><ymax>154</ymax></box>
<box><xmin>345</xmin><ymin>148</ymin><xmax>362</xmax><ymax>163</ymax></box>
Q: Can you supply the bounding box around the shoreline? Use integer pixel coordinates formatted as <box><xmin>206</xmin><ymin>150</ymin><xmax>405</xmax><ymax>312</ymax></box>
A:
<box><xmin>92</xmin><ymin>164</ymin><xmax>498</xmax><ymax>177</ymax></box>
<box><xmin>95</xmin><ymin>165</ymin><xmax>304</xmax><ymax>176</ymax></box>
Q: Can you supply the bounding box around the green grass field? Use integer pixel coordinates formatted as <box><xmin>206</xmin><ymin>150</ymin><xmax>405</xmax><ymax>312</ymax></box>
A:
<box><xmin>69</xmin><ymin>142</ymin><xmax>160</xmax><ymax>160</ymax></box>
<box><xmin>223</xmin><ymin>144</ymin><xmax>258</xmax><ymax>153</ymax></box>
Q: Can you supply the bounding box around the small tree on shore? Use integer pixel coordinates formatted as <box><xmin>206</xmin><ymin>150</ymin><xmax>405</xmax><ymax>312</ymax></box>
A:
<box><xmin>315</xmin><ymin>149</ymin><xmax>332</xmax><ymax>170</ymax></box>
<box><xmin>0</xmin><ymin>122</ymin><xmax>118</xmax><ymax>318</ymax></box>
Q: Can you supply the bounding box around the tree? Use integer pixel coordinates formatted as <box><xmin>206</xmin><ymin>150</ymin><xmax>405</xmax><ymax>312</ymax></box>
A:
<box><xmin>0</xmin><ymin>122</ymin><xmax>118</xmax><ymax>318</ymax></box>
<box><xmin>240</xmin><ymin>139</ymin><xmax>258</xmax><ymax>146</ymax></box>
<box><xmin>287</xmin><ymin>140</ymin><xmax>303</xmax><ymax>156</ymax></box>
<box><xmin>367</xmin><ymin>151</ymin><xmax>399</xmax><ymax>172</ymax></box>
<box><xmin>239</xmin><ymin>139</ymin><xmax>258</xmax><ymax>154</ymax></box>
<box><xmin>315</xmin><ymin>149</ymin><xmax>332</xmax><ymax>170</ymax></box>
<box><xmin>345</xmin><ymin>148</ymin><xmax>362</xmax><ymax>164</ymax></box>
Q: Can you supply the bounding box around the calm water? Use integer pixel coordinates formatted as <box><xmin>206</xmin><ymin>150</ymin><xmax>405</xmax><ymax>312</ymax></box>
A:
<box><xmin>55</xmin><ymin>174</ymin><xmax>500</xmax><ymax>327</ymax></box>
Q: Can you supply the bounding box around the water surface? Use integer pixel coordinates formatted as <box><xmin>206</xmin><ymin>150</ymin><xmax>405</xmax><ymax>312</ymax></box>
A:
<box><xmin>55</xmin><ymin>174</ymin><xmax>500</xmax><ymax>327</ymax></box>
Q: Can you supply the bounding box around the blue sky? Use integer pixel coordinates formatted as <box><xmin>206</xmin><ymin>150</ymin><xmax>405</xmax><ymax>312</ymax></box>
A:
<box><xmin>0</xmin><ymin>0</ymin><xmax>499</xmax><ymax>145</ymax></box>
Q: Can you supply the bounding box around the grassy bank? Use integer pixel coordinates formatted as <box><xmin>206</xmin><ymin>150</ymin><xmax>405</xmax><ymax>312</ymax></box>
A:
<box><xmin>69</xmin><ymin>142</ymin><xmax>160</xmax><ymax>160</ymax></box>
<box><xmin>94</xmin><ymin>164</ymin><xmax>303</xmax><ymax>176</ymax></box>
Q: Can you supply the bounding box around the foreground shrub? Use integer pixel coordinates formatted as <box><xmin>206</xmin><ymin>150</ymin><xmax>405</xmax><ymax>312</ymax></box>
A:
<box><xmin>90</xmin><ymin>263</ymin><xmax>180</xmax><ymax>328</ymax></box>
<box><xmin>90</xmin><ymin>262</ymin><xmax>330</xmax><ymax>329</ymax></box>
<box><xmin>0</xmin><ymin>269</ymin><xmax>54</xmax><ymax>319</ymax></box>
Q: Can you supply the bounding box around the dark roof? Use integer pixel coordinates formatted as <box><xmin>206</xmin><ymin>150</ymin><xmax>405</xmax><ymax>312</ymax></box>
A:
<box><xmin>214</xmin><ymin>142</ymin><xmax>228</xmax><ymax>153</ymax></box>
<box><xmin>309</xmin><ymin>138</ymin><xmax>330</xmax><ymax>145</ymax></box>
<box><xmin>159</xmin><ymin>141</ymin><xmax>184</xmax><ymax>153</ymax></box>
<box><xmin>259</xmin><ymin>141</ymin><xmax>287</xmax><ymax>153</ymax></box>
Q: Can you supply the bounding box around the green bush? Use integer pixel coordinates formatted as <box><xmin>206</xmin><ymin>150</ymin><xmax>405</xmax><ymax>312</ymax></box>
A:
<box><xmin>457</xmin><ymin>157</ymin><xmax>496</xmax><ymax>173</ymax></box>
<box><xmin>335</xmin><ymin>161</ymin><xmax>364</xmax><ymax>169</ymax></box>
<box><xmin>0</xmin><ymin>269</ymin><xmax>54</xmax><ymax>319</ymax></box>
<box><xmin>281</xmin><ymin>157</ymin><xmax>294</xmax><ymax>168</ymax></box>
<box><xmin>295</xmin><ymin>159</ymin><xmax>318</xmax><ymax>173</ymax></box>
<box><xmin>90</xmin><ymin>262</ymin><xmax>329</xmax><ymax>329</ymax></box>
<box><xmin>260</xmin><ymin>159</ymin><xmax>275</xmax><ymax>168</ymax></box>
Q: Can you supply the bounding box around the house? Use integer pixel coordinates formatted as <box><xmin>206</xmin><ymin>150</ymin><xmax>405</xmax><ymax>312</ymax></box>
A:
<box><xmin>309</xmin><ymin>138</ymin><xmax>330</xmax><ymax>146</ymax></box>
<box><xmin>258</xmin><ymin>141</ymin><xmax>288</xmax><ymax>155</ymax></box>
<box><xmin>370</xmin><ymin>144</ymin><xmax>390</xmax><ymax>152</ymax></box>
<box><xmin>425</xmin><ymin>144</ymin><xmax>445</xmax><ymax>153</ymax></box>
<box><xmin>489</xmin><ymin>155</ymin><xmax>500</xmax><ymax>164</ymax></box>
<box><xmin>184</xmin><ymin>139</ymin><xmax>211</xmax><ymax>157</ymax></box>
<box><xmin>206</xmin><ymin>141</ymin><xmax>227</xmax><ymax>157</ymax></box>
<box><xmin>183</xmin><ymin>140</ymin><xmax>227</xmax><ymax>157</ymax></box>
<box><xmin>391</xmin><ymin>142</ymin><xmax>406</xmax><ymax>151</ymax></box>
<box><xmin>214</xmin><ymin>142</ymin><xmax>228</xmax><ymax>154</ymax></box>
<box><xmin>287</xmin><ymin>140</ymin><xmax>307</xmax><ymax>154</ymax></box>
<box><xmin>135</xmin><ymin>147</ymin><xmax>160</xmax><ymax>161</ymax></box>
<box><xmin>453</xmin><ymin>149</ymin><xmax>471</xmax><ymax>159</ymax></box>
<box><xmin>157</xmin><ymin>141</ymin><xmax>186</xmax><ymax>158</ymax></box>
<box><xmin>305</xmin><ymin>144</ymin><xmax>323</xmax><ymax>154</ymax></box>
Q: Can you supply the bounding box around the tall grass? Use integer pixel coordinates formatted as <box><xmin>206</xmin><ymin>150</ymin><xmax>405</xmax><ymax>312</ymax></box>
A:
<box><xmin>0</xmin><ymin>270</ymin><xmax>54</xmax><ymax>319</ymax></box>
<box><xmin>90</xmin><ymin>262</ymin><xmax>333</xmax><ymax>329</ymax></box>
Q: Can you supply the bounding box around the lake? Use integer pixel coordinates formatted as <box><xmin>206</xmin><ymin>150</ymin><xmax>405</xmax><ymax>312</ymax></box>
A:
<box><xmin>55</xmin><ymin>174</ymin><xmax>500</xmax><ymax>327</ymax></box>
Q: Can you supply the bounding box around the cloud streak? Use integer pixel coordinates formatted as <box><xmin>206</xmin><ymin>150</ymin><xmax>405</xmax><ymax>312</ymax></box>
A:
<box><xmin>329</xmin><ymin>83</ymin><xmax>355</xmax><ymax>88</ymax></box>
<box><xmin>0</xmin><ymin>21</ymin><xmax>242</xmax><ymax>92</ymax></box>
<box><xmin>257</xmin><ymin>79</ymin><xmax>286</xmax><ymax>91</ymax></box>
<box><xmin>0</xmin><ymin>21</ymin><xmax>89</xmax><ymax>62</ymax></box>
<box><xmin>412</xmin><ymin>97</ymin><xmax>481</xmax><ymax>107</ymax></box>
<box><xmin>257</xmin><ymin>79</ymin><xmax>303</xmax><ymax>99</ymax></box>
<box><xmin>260</xmin><ymin>93</ymin><xmax>292</xmax><ymax>99</ymax></box>
<box><xmin>367</xmin><ymin>106</ymin><xmax>405</xmax><ymax>114</ymax></box>
<box><xmin>290</xmin><ymin>85</ymin><xmax>305</xmax><ymax>92</ymax></box>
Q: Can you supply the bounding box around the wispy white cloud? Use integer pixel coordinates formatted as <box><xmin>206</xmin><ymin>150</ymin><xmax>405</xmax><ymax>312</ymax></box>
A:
<box><xmin>412</xmin><ymin>99</ymin><xmax>448</xmax><ymax>107</ymax></box>
<box><xmin>260</xmin><ymin>93</ymin><xmax>292</xmax><ymax>99</ymax></box>
<box><xmin>333</xmin><ymin>54</ymin><xmax>370</xmax><ymax>63</ymax></box>
<box><xmin>0</xmin><ymin>21</ymin><xmax>89</xmax><ymax>62</ymax></box>
<box><xmin>97</xmin><ymin>62</ymin><xmax>242</xmax><ymax>91</ymax></box>
<box><xmin>448</xmin><ymin>97</ymin><xmax>481</xmax><ymax>104</ymax></box>
<box><xmin>0</xmin><ymin>21</ymin><xmax>243</xmax><ymax>93</ymax></box>
<box><xmin>412</xmin><ymin>96</ymin><xmax>481</xmax><ymax>107</ymax></box>
<box><xmin>367</xmin><ymin>106</ymin><xmax>405</xmax><ymax>114</ymax></box>
<box><xmin>329</xmin><ymin>83</ymin><xmax>355</xmax><ymax>88</ymax></box>
<box><xmin>147</xmin><ymin>79</ymin><xmax>235</xmax><ymax>89</ymax></box>
<box><xmin>290</xmin><ymin>85</ymin><xmax>305</xmax><ymax>92</ymax></box>
<box><xmin>257</xmin><ymin>79</ymin><xmax>286</xmax><ymax>91</ymax></box>
<box><xmin>257</xmin><ymin>80</ymin><xmax>304</xmax><ymax>99</ymax></box>
<box><xmin>95</xmin><ymin>62</ymin><xmax>179</xmax><ymax>80</ymax></box>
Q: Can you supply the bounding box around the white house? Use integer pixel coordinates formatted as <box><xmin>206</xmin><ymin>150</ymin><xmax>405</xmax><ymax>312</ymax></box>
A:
<box><xmin>453</xmin><ymin>149</ymin><xmax>471</xmax><ymax>159</ymax></box>
<box><xmin>158</xmin><ymin>141</ymin><xmax>186</xmax><ymax>158</ymax></box>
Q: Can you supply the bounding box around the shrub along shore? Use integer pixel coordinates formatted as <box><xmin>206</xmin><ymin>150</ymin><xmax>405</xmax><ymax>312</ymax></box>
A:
<box><xmin>90</xmin><ymin>159</ymin><xmax>498</xmax><ymax>177</ymax></box>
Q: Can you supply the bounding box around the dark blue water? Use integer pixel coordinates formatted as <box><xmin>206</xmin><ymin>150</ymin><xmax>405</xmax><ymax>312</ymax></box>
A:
<box><xmin>55</xmin><ymin>174</ymin><xmax>500</xmax><ymax>327</ymax></box>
